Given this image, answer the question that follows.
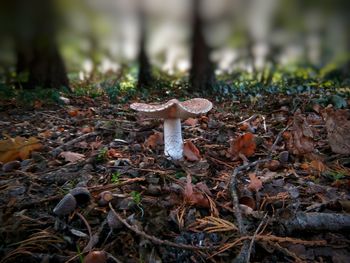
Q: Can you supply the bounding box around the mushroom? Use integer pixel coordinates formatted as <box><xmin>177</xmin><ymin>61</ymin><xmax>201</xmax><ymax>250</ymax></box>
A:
<box><xmin>53</xmin><ymin>193</ymin><xmax>77</xmax><ymax>216</ymax></box>
<box><xmin>131</xmin><ymin>98</ymin><xmax>212</xmax><ymax>160</ymax></box>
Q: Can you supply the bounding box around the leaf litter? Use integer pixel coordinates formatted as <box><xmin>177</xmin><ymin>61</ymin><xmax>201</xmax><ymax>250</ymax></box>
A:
<box><xmin>0</xmin><ymin>93</ymin><xmax>349</xmax><ymax>263</ymax></box>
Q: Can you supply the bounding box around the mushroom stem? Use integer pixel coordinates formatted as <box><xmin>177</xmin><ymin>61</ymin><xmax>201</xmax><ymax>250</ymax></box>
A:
<box><xmin>163</xmin><ymin>118</ymin><xmax>183</xmax><ymax>160</ymax></box>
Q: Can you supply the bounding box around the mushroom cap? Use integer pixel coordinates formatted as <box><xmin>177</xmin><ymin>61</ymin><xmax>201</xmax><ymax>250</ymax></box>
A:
<box><xmin>69</xmin><ymin>187</ymin><xmax>91</xmax><ymax>205</ymax></box>
<box><xmin>53</xmin><ymin>193</ymin><xmax>77</xmax><ymax>216</ymax></box>
<box><xmin>130</xmin><ymin>98</ymin><xmax>212</xmax><ymax>119</ymax></box>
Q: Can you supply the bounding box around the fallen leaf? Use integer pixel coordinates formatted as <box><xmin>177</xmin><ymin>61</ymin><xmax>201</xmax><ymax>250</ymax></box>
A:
<box><xmin>145</xmin><ymin>132</ymin><xmax>163</xmax><ymax>149</ymax></box>
<box><xmin>81</xmin><ymin>126</ymin><xmax>94</xmax><ymax>133</ymax></box>
<box><xmin>248</xmin><ymin>173</ymin><xmax>263</xmax><ymax>192</ymax></box>
<box><xmin>107</xmin><ymin>149</ymin><xmax>123</xmax><ymax>158</ymax></box>
<box><xmin>310</xmin><ymin>160</ymin><xmax>326</xmax><ymax>173</ymax></box>
<box><xmin>229</xmin><ymin>132</ymin><xmax>256</xmax><ymax>158</ymax></box>
<box><xmin>68</xmin><ymin>109</ymin><xmax>79</xmax><ymax>117</ymax></box>
<box><xmin>300</xmin><ymin>162</ymin><xmax>310</xmax><ymax>170</ymax></box>
<box><xmin>183</xmin><ymin>141</ymin><xmax>201</xmax><ymax>161</ymax></box>
<box><xmin>90</xmin><ymin>140</ymin><xmax>103</xmax><ymax>150</ymax></box>
<box><xmin>34</xmin><ymin>100</ymin><xmax>43</xmax><ymax>109</ymax></box>
<box><xmin>239</xmin><ymin>122</ymin><xmax>250</xmax><ymax>131</ymax></box>
<box><xmin>38</xmin><ymin>130</ymin><xmax>52</xmax><ymax>138</ymax></box>
<box><xmin>323</xmin><ymin>108</ymin><xmax>350</xmax><ymax>154</ymax></box>
<box><xmin>59</xmin><ymin>151</ymin><xmax>85</xmax><ymax>163</ymax></box>
<box><xmin>183</xmin><ymin>175</ymin><xmax>210</xmax><ymax>208</ymax></box>
<box><xmin>0</xmin><ymin>136</ymin><xmax>42</xmax><ymax>163</ymax></box>
<box><xmin>285</xmin><ymin>112</ymin><xmax>314</xmax><ymax>155</ymax></box>
<box><xmin>184</xmin><ymin>118</ymin><xmax>198</xmax><ymax>126</ymax></box>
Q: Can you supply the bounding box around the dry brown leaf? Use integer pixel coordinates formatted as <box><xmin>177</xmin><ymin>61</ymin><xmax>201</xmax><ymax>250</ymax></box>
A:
<box><xmin>81</xmin><ymin>126</ymin><xmax>94</xmax><ymax>133</ymax></box>
<box><xmin>285</xmin><ymin>112</ymin><xmax>314</xmax><ymax>155</ymax></box>
<box><xmin>90</xmin><ymin>140</ymin><xmax>103</xmax><ymax>150</ymax></box>
<box><xmin>229</xmin><ymin>132</ymin><xmax>256</xmax><ymax>158</ymax></box>
<box><xmin>38</xmin><ymin>130</ymin><xmax>52</xmax><ymax>138</ymax></box>
<box><xmin>183</xmin><ymin>141</ymin><xmax>201</xmax><ymax>161</ymax></box>
<box><xmin>68</xmin><ymin>109</ymin><xmax>79</xmax><ymax>117</ymax></box>
<box><xmin>239</xmin><ymin>122</ymin><xmax>250</xmax><ymax>131</ymax></box>
<box><xmin>34</xmin><ymin>100</ymin><xmax>43</xmax><ymax>109</ymax></box>
<box><xmin>184</xmin><ymin>118</ymin><xmax>198</xmax><ymax>126</ymax></box>
<box><xmin>183</xmin><ymin>175</ymin><xmax>210</xmax><ymax>208</ymax></box>
<box><xmin>59</xmin><ymin>151</ymin><xmax>85</xmax><ymax>163</ymax></box>
<box><xmin>300</xmin><ymin>163</ymin><xmax>310</xmax><ymax>170</ymax></box>
<box><xmin>0</xmin><ymin>136</ymin><xmax>42</xmax><ymax>163</ymax></box>
<box><xmin>145</xmin><ymin>132</ymin><xmax>163</xmax><ymax>149</ymax></box>
<box><xmin>310</xmin><ymin>160</ymin><xmax>326</xmax><ymax>173</ymax></box>
<box><xmin>107</xmin><ymin>149</ymin><xmax>123</xmax><ymax>158</ymax></box>
<box><xmin>248</xmin><ymin>173</ymin><xmax>263</xmax><ymax>192</ymax></box>
<box><xmin>323</xmin><ymin>108</ymin><xmax>350</xmax><ymax>154</ymax></box>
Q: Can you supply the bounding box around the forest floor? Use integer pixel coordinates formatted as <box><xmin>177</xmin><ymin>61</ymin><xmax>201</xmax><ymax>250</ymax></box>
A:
<box><xmin>0</xmin><ymin>83</ymin><xmax>349</xmax><ymax>263</ymax></box>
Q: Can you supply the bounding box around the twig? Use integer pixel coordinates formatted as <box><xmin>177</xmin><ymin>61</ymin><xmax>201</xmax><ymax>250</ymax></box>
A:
<box><xmin>246</xmin><ymin>213</ymin><xmax>268</xmax><ymax>263</ymax></box>
<box><xmin>229</xmin><ymin>121</ymin><xmax>291</xmax><ymax>262</ymax></box>
<box><xmin>109</xmin><ymin>203</ymin><xmax>216</xmax><ymax>251</ymax></box>
<box><xmin>267</xmin><ymin>123</ymin><xmax>292</xmax><ymax>157</ymax></box>
<box><xmin>238</xmin><ymin>114</ymin><xmax>257</xmax><ymax>125</ymax></box>
<box><xmin>36</xmin><ymin>111</ymin><xmax>66</xmax><ymax>122</ymax></box>
<box><xmin>76</xmin><ymin>212</ymin><xmax>93</xmax><ymax>253</ymax></box>
<box><xmin>208</xmin><ymin>156</ymin><xmax>236</xmax><ymax>169</ymax></box>
<box><xmin>88</xmin><ymin>177</ymin><xmax>146</xmax><ymax>192</ymax></box>
<box><xmin>50</xmin><ymin>132</ymin><xmax>98</xmax><ymax>156</ymax></box>
<box><xmin>272</xmin><ymin>242</ymin><xmax>304</xmax><ymax>263</ymax></box>
<box><xmin>276</xmin><ymin>212</ymin><xmax>350</xmax><ymax>235</ymax></box>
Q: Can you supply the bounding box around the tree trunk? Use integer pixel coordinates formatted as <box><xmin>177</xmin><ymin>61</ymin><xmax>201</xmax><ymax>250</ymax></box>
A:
<box><xmin>13</xmin><ymin>0</ymin><xmax>69</xmax><ymax>90</ymax></box>
<box><xmin>189</xmin><ymin>0</ymin><xmax>215</xmax><ymax>93</ymax></box>
<box><xmin>137</xmin><ymin>8</ymin><xmax>153</xmax><ymax>89</ymax></box>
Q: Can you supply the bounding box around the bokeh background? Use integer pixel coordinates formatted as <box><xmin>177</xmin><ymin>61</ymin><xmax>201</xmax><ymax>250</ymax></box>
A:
<box><xmin>0</xmin><ymin>0</ymin><xmax>349</xmax><ymax>93</ymax></box>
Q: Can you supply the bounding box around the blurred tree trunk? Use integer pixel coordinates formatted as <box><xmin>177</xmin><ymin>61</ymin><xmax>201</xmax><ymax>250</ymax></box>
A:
<box><xmin>13</xmin><ymin>0</ymin><xmax>69</xmax><ymax>89</ymax></box>
<box><xmin>189</xmin><ymin>0</ymin><xmax>215</xmax><ymax>92</ymax></box>
<box><xmin>137</xmin><ymin>8</ymin><xmax>153</xmax><ymax>88</ymax></box>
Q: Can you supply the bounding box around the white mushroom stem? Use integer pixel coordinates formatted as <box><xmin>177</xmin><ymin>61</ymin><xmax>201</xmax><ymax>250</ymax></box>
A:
<box><xmin>163</xmin><ymin>118</ymin><xmax>183</xmax><ymax>160</ymax></box>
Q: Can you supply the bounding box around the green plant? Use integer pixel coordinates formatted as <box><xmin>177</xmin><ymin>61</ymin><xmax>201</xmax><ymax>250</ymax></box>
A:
<box><xmin>174</xmin><ymin>171</ymin><xmax>185</xmax><ymax>179</ymax></box>
<box><xmin>131</xmin><ymin>191</ymin><xmax>142</xmax><ymax>205</ymax></box>
<box><xmin>324</xmin><ymin>171</ymin><xmax>346</xmax><ymax>181</ymax></box>
<box><xmin>130</xmin><ymin>191</ymin><xmax>144</xmax><ymax>217</ymax></box>
<box><xmin>96</xmin><ymin>147</ymin><xmax>108</xmax><ymax>162</ymax></box>
<box><xmin>76</xmin><ymin>245</ymin><xmax>83</xmax><ymax>263</ymax></box>
<box><xmin>111</xmin><ymin>171</ymin><xmax>121</xmax><ymax>183</ymax></box>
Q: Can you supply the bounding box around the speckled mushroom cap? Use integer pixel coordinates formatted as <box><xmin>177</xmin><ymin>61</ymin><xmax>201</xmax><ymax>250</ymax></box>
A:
<box><xmin>130</xmin><ymin>98</ymin><xmax>212</xmax><ymax>119</ymax></box>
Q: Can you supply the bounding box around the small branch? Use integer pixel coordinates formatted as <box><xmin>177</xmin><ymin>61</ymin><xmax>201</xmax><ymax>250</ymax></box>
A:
<box><xmin>238</xmin><ymin>114</ymin><xmax>257</xmax><ymax>125</ymax></box>
<box><xmin>267</xmin><ymin>123</ymin><xmax>292</xmax><ymax>158</ymax></box>
<box><xmin>246</xmin><ymin>213</ymin><xmax>268</xmax><ymax>263</ymax></box>
<box><xmin>50</xmin><ymin>132</ymin><xmax>98</xmax><ymax>157</ymax></box>
<box><xmin>76</xmin><ymin>212</ymin><xmax>96</xmax><ymax>253</ymax></box>
<box><xmin>276</xmin><ymin>212</ymin><xmax>350</xmax><ymax>235</ymax></box>
<box><xmin>109</xmin><ymin>203</ymin><xmax>216</xmax><ymax>251</ymax></box>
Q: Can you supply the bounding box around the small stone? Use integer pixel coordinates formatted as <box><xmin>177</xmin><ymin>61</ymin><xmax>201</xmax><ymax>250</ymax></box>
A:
<box><xmin>20</xmin><ymin>159</ymin><xmax>33</xmax><ymax>168</ymax></box>
<box><xmin>9</xmin><ymin>185</ymin><xmax>26</xmax><ymax>196</ymax></box>
<box><xmin>2</xmin><ymin>161</ymin><xmax>21</xmax><ymax>172</ymax></box>
<box><xmin>279</xmin><ymin>151</ymin><xmax>289</xmax><ymax>164</ymax></box>
<box><xmin>147</xmin><ymin>184</ymin><xmax>161</xmax><ymax>195</ymax></box>
<box><xmin>131</xmin><ymin>144</ymin><xmax>142</xmax><ymax>152</ymax></box>
<box><xmin>267</xmin><ymin>160</ymin><xmax>280</xmax><ymax>171</ymax></box>
<box><xmin>53</xmin><ymin>193</ymin><xmax>77</xmax><ymax>216</ymax></box>
<box><xmin>59</xmin><ymin>96</ymin><xmax>70</xmax><ymax>105</ymax></box>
